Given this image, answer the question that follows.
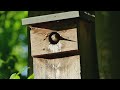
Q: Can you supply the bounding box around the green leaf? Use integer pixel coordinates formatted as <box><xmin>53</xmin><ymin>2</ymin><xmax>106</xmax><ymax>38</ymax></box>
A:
<box><xmin>9</xmin><ymin>73</ymin><xmax>20</xmax><ymax>79</ymax></box>
<box><xmin>27</xmin><ymin>74</ymin><xmax>34</xmax><ymax>79</ymax></box>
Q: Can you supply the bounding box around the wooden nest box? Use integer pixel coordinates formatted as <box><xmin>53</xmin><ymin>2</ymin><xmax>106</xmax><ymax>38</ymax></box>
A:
<box><xmin>22</xmin><ymin>11</ymin><xmax>99</xmax><ymax>79</ymax></box>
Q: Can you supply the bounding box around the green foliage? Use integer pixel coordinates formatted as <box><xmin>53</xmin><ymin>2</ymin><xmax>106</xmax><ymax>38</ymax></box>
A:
<box><xmin>10</xmin><ymin>67</ymin><xmax>34</xmax><ymax>79</ymax></box>
<box><xmin>0</xmin><ymin>11</ymin><xmax>28</xmax><ymax>79</ymax></box>
<box><xmin>10</xmin><ymin>73</ymin><xmax>20</xmax><ymax>79</ymax></box>
<box><xmin>10</xmin><ymin>73</ymin><xmax>34</xmax><ymax>79</ymax></box>
<box><xmin>27</xmin><ymin>74</ymin><xmax>34</xmax><ymax>79</ymax></box>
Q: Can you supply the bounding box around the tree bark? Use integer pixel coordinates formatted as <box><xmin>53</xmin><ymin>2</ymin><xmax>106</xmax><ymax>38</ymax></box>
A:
<box><xmin>95</xmin><ymin>11</ymin><xmax>120</xmax><ymax>79</ymax></box>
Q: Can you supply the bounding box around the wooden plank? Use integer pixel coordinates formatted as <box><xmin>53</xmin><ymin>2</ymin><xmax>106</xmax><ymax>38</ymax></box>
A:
<box><xmin>30</xmin><ymin>28</ymin><xmax>78</xmax><ymax>56</ymax></box>
<box><xmin>33</xmin><ymin>55</ymin><xmax>81</xmax><ymax>79</ymax></box>
<box><xmin>27</xmin><ymin>27</ymin><xmax>33</xmax><ymax>76</ymax></box>
<box><xmin>22</xmin><ymin>11</ymin><xmax>79</xmax><ymax>25</ymax></box>
<box><xmin>33</xmin><ymin>58</ymin><xmax>46</xmax><ymax>79</ymax></box>
<box><xmin>77</xmin><ymin>20</ymin><xmax>99</xmax><ymax>79</ymax></box>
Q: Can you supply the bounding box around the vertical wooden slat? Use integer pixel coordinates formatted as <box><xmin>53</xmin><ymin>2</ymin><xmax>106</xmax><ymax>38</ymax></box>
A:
<box><xmin>77</xmin><ymin>20</ymin><xmax>99</xmax><ymax>79</ymax></box>
<box><xmin>27</xmin><ymin>27</ymin><xmax>33</xmax><ymax>76</ymax></box>
<box><xmin>33</xmin><ymin>56</ymin><xmax>80</xmax><ymax>79</ymax></box>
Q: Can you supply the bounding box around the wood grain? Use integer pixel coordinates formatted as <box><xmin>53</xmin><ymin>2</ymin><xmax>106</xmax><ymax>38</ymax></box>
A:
<box><xmin>22</xmin><ymin>11</ymin><xmax>79</xmax><ymax>25</ymax></box>
<box><xmin>30</xmin><ymin>28</ymin><xmax>78</xmax><ymax>56</ymax></box>
<box><xmin>30</xmin><ymin>28</ymin><xmax>81</xmax><ymax>79</ymax></box>
<box><xmin>33</xmin><ymin>55</ymin><xmax>81</xmax><ymax>79</ymax></box>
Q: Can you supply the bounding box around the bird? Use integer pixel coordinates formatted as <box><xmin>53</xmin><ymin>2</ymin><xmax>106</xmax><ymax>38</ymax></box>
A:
<box><xmin>48</xmin><ymin>32</ymin><xmax>75</xmax><ymax>44</ymax></box>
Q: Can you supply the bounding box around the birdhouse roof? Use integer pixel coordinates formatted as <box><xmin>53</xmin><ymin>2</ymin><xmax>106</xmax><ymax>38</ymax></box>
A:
<box><xmin>22</xmin><ymin>11</ymin><xmax>95</xmax><ymax>25</ymax></box>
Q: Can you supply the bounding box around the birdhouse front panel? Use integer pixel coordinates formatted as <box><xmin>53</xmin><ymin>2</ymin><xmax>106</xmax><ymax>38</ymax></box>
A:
<box><xmin>30</xmin><ymin>27</ymin><xmax>78</xmax><ymax>57</ymax></box>
<box><xmin>33</xmin><ymin>55</ymin><xmax>81</xmax><ymax>79</ymax></box>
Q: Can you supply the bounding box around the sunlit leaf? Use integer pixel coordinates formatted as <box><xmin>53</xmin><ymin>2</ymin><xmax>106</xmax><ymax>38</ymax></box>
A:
<box><xmin>15</xmin><ymin>62</ymin><xmax>27</xmax><ymax>73</ymax></box>
<box><xmin>9</xmin><ymin>73</ymin><xmax>20</xmax><ymax>79</ymax></box>
<box><xmin>27</xmin><ymin>74</ymin><xmax>34</xmax><ymax>79</ymax></box>
<box><xmin>23</xmin><ymin>11</ymin><xmax>28</xmax><ymax>17</ymax></box>
<box><xmin>14</xmin><ymin>11</ymin><xmax>28</xmax><ymax>20</ymax></box>
<box><xmin>13</xmin><ymin>21</ymin><xmax>21</xmax><ymax>30</ymax></box>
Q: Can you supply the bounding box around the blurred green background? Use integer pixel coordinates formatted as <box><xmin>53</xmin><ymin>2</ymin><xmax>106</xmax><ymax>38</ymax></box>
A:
<box><xmin>0</xmin><ymin>11</ymin><xmax>28</xmax><ymax>79</ymax></box>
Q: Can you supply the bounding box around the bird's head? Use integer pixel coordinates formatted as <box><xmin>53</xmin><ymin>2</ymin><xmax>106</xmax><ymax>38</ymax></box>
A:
<box><xmin>49</xmin><ymin>32</ymin><xmax>60</xmax><ymax>44</ymax></box>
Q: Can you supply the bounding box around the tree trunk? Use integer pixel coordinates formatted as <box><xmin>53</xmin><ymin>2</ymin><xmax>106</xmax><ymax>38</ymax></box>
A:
<box><xmin>95</xmin><ymin>11</ymin><xmax>120</xmax><ymax>79</ymax></box>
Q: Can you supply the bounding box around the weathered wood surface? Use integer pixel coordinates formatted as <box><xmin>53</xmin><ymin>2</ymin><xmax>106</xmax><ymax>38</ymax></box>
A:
<box><xmin>33</xmin><ymin>56</ymin><xmax>80</xmax><ymax>79</ymax></box>
<box><xmin>22</xmin><ymin>11</ymin><xmax>79</xmax><ymax>25</ymax></box>
<box><xmin>30</xmin><ymin>28</ymin><xmax>78</xmax><ymax>56</ymax></box>
<box><xmin>30</xmin><ymin>28</ymin><xmax>81</xmax><ymax>79</ymax></box>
